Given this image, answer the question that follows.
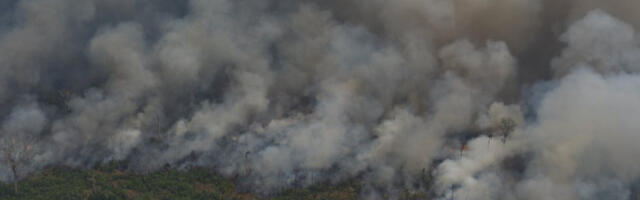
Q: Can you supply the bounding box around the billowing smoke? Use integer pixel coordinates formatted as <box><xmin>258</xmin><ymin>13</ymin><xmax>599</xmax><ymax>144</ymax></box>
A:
<box><xmin>1</xmin><ymin>0</ymin><xmax>640</xmax><ymax>199</ymax></box>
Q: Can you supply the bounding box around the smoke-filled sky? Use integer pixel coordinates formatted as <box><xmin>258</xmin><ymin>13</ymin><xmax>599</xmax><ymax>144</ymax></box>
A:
<box><xmin>2</xmin><ymin>0</ymin><xmax>640</xmax><ymax>199</ymax></box>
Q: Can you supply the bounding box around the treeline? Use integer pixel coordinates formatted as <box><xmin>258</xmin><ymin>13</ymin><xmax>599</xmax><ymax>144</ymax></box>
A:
<box><xmin>0</xmin><ymin>163</ymin><xmax>362</xmax><ymax>200</ymax></box>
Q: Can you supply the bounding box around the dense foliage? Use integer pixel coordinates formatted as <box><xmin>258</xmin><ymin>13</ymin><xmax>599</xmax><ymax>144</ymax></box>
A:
<box><xmin>0</xmin><ymin>164</ymin><xmax>364</xmax><ymax>200</ymax></box>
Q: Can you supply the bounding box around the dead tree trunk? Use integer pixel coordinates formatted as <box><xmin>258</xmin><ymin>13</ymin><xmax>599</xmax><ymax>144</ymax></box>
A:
<box><xmin>1</xmin><ymin>135</ymin><xmax>37</xmax><ymax>195</ymax></box>
<box><xmin>13</xmin><ymin>179</ymin><xmax>18</xmax><ymax>194</ymax></box>
<box><xmin>11</xmin><ymin>163</ymin><xmax>18</xmax><ymax>194</ymax></box>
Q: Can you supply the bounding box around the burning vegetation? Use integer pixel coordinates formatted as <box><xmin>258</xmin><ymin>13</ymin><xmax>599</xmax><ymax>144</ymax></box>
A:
<box><xmin>1</xmin><ymin>0</ymin><xmax>640</xmax><ymax>199</ymax></box>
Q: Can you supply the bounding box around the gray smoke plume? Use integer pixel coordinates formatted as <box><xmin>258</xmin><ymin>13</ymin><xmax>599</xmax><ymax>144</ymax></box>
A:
<box><xmin>2</xmin><ymin>0</ymin><xmax>640</xmax><ymax>199</ymax></box>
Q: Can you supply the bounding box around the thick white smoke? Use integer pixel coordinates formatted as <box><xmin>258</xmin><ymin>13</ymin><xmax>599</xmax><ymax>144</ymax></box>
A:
<box><xmin>516</xmin><ymin>69</ymin><xmax>640</xmax><ymax>200</ymax></box>
<box><xmin>1</xmin><ymin>0</ymin><xmax>640</xmax><ymax>199</ymax></box>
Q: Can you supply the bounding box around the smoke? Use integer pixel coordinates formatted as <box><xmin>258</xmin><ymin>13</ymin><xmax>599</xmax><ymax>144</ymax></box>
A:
<box><xmin>552</xmin><ymin>10</ymin><xmax>640</xmax><ymax>76</ymax></box>
<box><xmin>516</xmin><ymin>69</ymin><xmax>640</xmax><ymax>200</ymax></box>
<box><xmin>1</xmin><ymin>0</ymin><xmax>640</xmax><ymax>199</ymax></box>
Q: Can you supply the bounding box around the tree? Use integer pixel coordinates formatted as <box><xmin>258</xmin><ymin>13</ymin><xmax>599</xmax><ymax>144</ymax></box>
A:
<box><xmin>0</xmin><ymin>135</ymin><xmax>37</xmax><ymax>194</ymax></box>
<box><xmin>498</xmin><ymin>118</ymin><xmax>516</xmax><ymax>144</ymax></box>
<box><xmin>57</xmin><ymin>89</ymin><xmax>73</xmax><ymax>113</ymax></box>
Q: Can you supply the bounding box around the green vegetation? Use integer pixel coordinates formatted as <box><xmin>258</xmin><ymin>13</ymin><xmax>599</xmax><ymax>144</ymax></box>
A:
<box><xmin>0</xmin><ymin>164</ymin><xmax>361</xmax><ymax>200</ymax></box>
<box><xmin>0</xmin><ymin>162</ymin><xmax>437</xmax><ymax>200</ymax></box>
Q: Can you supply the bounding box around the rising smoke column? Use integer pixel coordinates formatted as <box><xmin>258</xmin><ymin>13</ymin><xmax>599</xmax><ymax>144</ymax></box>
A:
<box><xmin>1</xmin><ymin>0</ymin><xmax>640</xmax><ymax>199</ymax></box>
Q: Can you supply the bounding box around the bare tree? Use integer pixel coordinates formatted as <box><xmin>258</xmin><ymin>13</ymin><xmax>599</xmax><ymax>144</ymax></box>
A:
<box><xmin>498</xmin><ymin>118</ymin><xmax>516</xmax><ymax>144</ymax></box>
<box><xmin>54</xmin><ymin>89</ymin><xmax>73</xmax><ymax>114</ymax></box>
<box><xmin>0</xmin><ymin>135</ymin><xmax>37</xmax><ymax>194</ymax></box>
<box><xmin>486</xmin><ymin>118</ymin><xmax>517</xmax><ymax>145</ymax></box>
